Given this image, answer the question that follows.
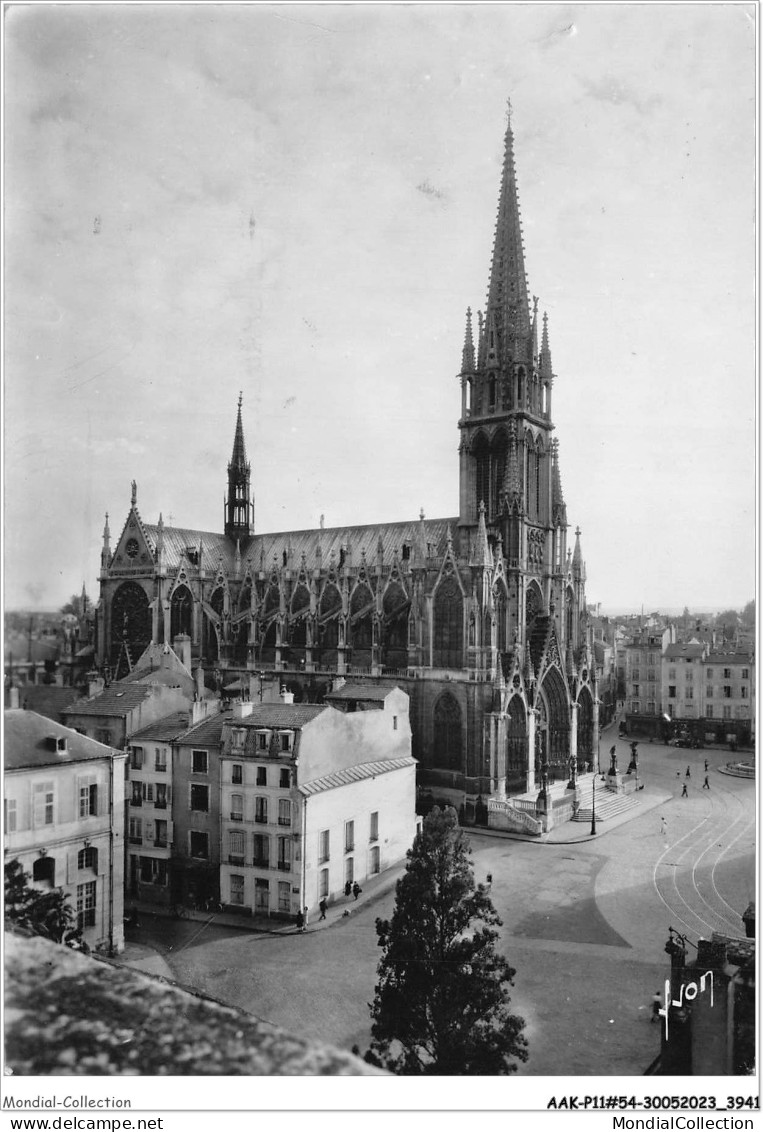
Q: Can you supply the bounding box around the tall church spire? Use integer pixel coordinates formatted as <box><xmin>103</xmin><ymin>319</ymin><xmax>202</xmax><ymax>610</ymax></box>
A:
<box><xmin>484</xmin><ymin>101</ymin><xmax>531</xmax><ymax>366</ymax></box>
<box><xmin>230</xmin><ymin>391</ymin><xmax>248</xmax><ymax>470</ymax></box>
<box><xmin>225</xmin><ymin>392</ymin><xmax>253</xmax><ymax>539</ymax></box>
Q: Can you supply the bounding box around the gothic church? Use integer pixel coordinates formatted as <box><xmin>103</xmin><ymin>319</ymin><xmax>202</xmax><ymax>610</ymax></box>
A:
<box><xmin>95</xmin><ymin>116</ymin><xmax>597</xmax><ymax>823</ymax></box>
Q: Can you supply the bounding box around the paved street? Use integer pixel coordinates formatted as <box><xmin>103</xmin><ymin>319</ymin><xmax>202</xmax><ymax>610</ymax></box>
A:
<box><xmin>118</xmin><ymin>732</ymin><xmax>755</xmax><ymax>1076</ymax></box>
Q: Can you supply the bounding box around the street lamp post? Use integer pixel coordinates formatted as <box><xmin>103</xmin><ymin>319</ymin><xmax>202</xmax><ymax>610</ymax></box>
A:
<box><xmin>590</xmin><ymin>771</ymin><xmax>597</xmax><ymax>836</ymax></box>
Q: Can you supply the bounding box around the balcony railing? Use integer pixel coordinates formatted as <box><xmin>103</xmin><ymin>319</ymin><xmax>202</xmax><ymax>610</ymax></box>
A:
<box><xmin>228</xmin><ymin>854</ymin><xmax>246</xmax><ymax>866</ymax></box>
<box><xmin>230</xmin><ymin>813</ymin><xmax>243</xmax><ymax>822</ymax></box>
<box><xmin>255</xmin><ymin>815</ymin><xmax>268</xmax><ymax>824</ymax></box>
<box><xmin>252</xmin><ymin>857</ymin><xmax>269</xmax><ymax>869</ymax></box>
<box><xmin>154</xmin><ymin>838</ymin><xmax>168</xmax><ymax>849</ymax></box>
<box><xmin>277</xmin><ymin>861</ymin><xmax>291</xmax><ymax>872</ymax></box>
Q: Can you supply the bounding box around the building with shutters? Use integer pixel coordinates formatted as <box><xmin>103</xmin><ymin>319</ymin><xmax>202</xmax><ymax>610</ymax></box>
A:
<box><xmin>4</xmin><ymin>710</ymin><xmax>126</xmax><ymax>953</ymax></box>
<box><xmin>92</xmin><ymin>112</ymin><xmax>596</xmax><ymax>830</ymax></box>
<box><xmin>218</xmin><ymin>686</ymin><xmax>415</xmax><ymax>918</ymax></box>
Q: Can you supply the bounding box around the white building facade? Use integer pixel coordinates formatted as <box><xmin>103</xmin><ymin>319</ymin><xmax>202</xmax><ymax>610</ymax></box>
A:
<box><xmin>4</xmin><ymin>710</ymin><xmax>127</xmax><ymax>953</ymax></box>
<box><xmin>218</xmin><ymin>686</ymin><xmax>416</xmax><ymax>918</ymax></box>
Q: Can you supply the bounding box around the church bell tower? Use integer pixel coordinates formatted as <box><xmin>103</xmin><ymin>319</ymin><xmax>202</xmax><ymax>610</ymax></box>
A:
<box><xmin>224</xmin><ymin>393</ymin><xmax>254</xmax><ymax>539</ymax></box>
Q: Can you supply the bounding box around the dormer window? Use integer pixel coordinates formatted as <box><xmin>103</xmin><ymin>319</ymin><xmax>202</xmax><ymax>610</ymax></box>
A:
<box><xmin>257</xmin><ymin>731</ymin><xmax>269</xmax><ymax>751</ymax></box>
<box><xmin>231</xmin><ymin>728</ymin><xmax>245</xmax><ymax>752</ymax></box>
<box><xmin>279</xmin><ymin>732</ymin><xmax>292</xmax><ymax>753</ymax></box>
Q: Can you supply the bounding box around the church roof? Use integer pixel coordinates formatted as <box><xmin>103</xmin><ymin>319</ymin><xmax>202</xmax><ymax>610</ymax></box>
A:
<box><xmin>142</xmin><ymin>517</ymin><xmax>461</xmax><ymax>575</ymax></box>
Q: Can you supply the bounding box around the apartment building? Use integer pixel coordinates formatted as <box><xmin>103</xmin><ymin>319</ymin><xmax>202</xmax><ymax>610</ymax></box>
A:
<box><xmin>663</xmin><ymin>642</ymin><xmax>707</xmax><ymax>720</ymax></box>
<box><xmin>4</xmin><ymin>710</ymin><xmax>126</xmax><ymax>952</ymax></box>
<box><xmin>219</xmin><ymin>686</ymin><xmax>416</xmax><ymax>918</ymax></box>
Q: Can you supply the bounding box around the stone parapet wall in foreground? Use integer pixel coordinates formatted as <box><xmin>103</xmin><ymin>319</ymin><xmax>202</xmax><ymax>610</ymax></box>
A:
<box><xmin>5</xmin><ymin>932</ymin><xmax>383</xmax><ymax>1076</ymax></box>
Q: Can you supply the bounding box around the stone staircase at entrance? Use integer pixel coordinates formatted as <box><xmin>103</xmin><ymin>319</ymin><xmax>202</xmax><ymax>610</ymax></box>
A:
<box><xmin>571</xmin><ymin>776</ymin><xmax>642</xmax><ymax>823</ymax></box>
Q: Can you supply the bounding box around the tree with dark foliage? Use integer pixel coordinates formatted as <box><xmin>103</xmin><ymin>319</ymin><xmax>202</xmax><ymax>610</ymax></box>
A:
<box><xmin>4</xmin><ymin>859</ymin><xmax>77</xmax><ymax>944</ymax></box>
<box><xmin>368</xmin><ymin>807</ymin><xmax>528</xmax><ymax>1075</ymax></box>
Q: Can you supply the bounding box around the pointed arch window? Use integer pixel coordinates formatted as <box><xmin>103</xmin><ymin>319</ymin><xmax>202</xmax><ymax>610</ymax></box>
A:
<box><xmin>433</xmin><ymin>576</ymin><xmax>463</xmax><ymax>668</ymax></box>
<box><xmin>433</xmin><ymin>693</ymin><xmax>463</xmax><ymax>771</ymax></box>
<box><xmin>535</xmin><ymin>448</ymin><xmax>541</xmax><ymax>518</ymax></box>
<box><xmin>488</xmin><ymin>375</ymin><xmax>497</xmax><ymax>409</ymax></box>
<box><xmin>110</xmin><ymin>581</ymin><xmax>151</xmax><ymax>668</ymax></box>
<box><xmin>473</xmin><ymin>434</ymin><xmax>490</xmax><ymax>522</ymax></box>
<box><xmin>170</xmin><ymin>584</ymin><xmax>193</xmax><ymax>640</ymax></box>
<box><xmin>491</xmin><ymin>433</ymin><xmax>508</xmax><ymax>519</ymax></box>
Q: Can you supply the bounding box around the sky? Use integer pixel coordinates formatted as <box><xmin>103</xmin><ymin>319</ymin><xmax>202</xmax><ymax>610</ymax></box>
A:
<box><xmin>3</xmin><ymin>2</ymin><xmax>757</xmax><ymax>614</ymax></box>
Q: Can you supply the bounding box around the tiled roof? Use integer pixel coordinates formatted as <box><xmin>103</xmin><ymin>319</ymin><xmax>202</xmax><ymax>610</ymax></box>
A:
<box><xmin>298</xmin><ymin>756</ymin><xmax>416</xmax><ymax>797</ymax></box>
<box><xmin>63</xmin><ymin>683</ymin><xmax>154</xmax><ymax>718</ymax></box>
<box><xmin>325</xmin><ymin>683</ymin><xmax>399</xmax><ymax>702</ymax></box>
<box><xmin>235</xmin><ymin>704</ymin><xmax>328</xmax><ymax>729</ymax></box>
<box><xmin>4</xmin><ymin>686</ymin><xmax>79</xmax><ymax>722</ymax></box>
<box><xmin>143</xmin><ymin>517</ymin><xmax>461</xmax><ymax>575</ymax></box>
<box><xmin>4</xmin><ymin>710</ymin><xmax>120</xmax><ymax>769</ymax></box>
<box><xmin>665</xmin><ymin>643</ymin><xmax>705</xmax><ymax>659</ymax></box>
<box><xmin>176</xmin><ymin>712</ymin><xmax>233</xmax><ymax>747</ymax></box>
<box><xmin>706</xmin><ymin>653</ymin><xmax>754</xmax><ymax>665</ymax></box>
<box><xmin>129</xmin><ymin>711</ymin><xmax>194</xmax><ymax>742</ymax></box>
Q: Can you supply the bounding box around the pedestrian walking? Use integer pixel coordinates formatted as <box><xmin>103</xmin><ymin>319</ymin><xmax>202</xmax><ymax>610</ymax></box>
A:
<box><xmin>295</xmin><ymin>909</ymin><xmax>304</xmax><ymax>933</ymax></box>
<box><xmin>660</xmin><ymin>817</ymin><xmax>667</xmax><ymax>837</ymax></box>
<box><xmin>486</xmin><ymin>872</ymin><xmax>493</xmax><ymax>890</ymax></box>
<box><xmin>352</xmin><ymin>881</ymin><xmax>362</xmax><ymax>900</ymax></box>
<box><xmin>704</xmin><ymin>759</ymin><xmax>709</xmax><ymax>773</ymax></box>
<box><xmin>651</xmin><ymin>992</ymin><xmax>662</xmax><ymax>1023</ymax></box>
<box><xmin>301</xmin><ymin>905</ymin><xmax>309</xmax><ymax>932</ymax></box>
<box><xmin>681</xmin><ymin>782</ymin><xmax>688</xmax><ymax>797</ymax></box>
<box><xmin>685</xmin><ymin>766</ymin><xmax>691</xmax><ymax>778</ymax></box>
<box><xmin>319</xmin><ymin>897</ymin><xmax>327</xmax><ymax>920</ymax></box>
<box><xmin>702</xmin><ymin>775</ymin><xmax>710</xmax><ymax>790</ymax></box>
<box><xmin>344</xmin><ymin>880</ymin><xmax>352</xmax><ymax>898</ymax></box>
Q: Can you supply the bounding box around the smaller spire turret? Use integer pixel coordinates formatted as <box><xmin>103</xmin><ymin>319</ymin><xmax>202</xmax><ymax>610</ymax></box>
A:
<box><xmin>471</xmin><ymin>501</ymin><xmax>492</xmax><ymax>568</ymax></box>
<box><xmin>540</xmin><ymin>311</ymin><xmax>553</xmax><ymax>378</ymax></box>
<box><xmin>572</xmin><ymin>526</ymin><xmax>583</xmax><ymax>577</ymax></box>
<box><xmin>461</xmin><ymin>307</ymin><xmax>475</xmax><ymax>373</ymax></box>
<box><xmin>477</xmin><ymin>310</ymin><xmax>486</xmax><ymax>369</ymax></box>
<box><xmin>502</xmin><ymin>419</ymin><xmax>523</xmax><ymax>509</ymax></box>
<box><xmin>551</xmin><ymin>439</ymin><xmax>567</xmax><ymax>526</ymax></box>
<box><xmin>101</xmin><ymin>513</ymin><xmax>111</xmax><ymax>573</ymax></box>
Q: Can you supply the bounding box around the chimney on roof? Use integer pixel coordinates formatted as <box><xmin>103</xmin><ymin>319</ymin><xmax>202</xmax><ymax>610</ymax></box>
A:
<box><xmin>320</xmin><ymin>514</ymin><xmax>325</xmax><ymax>530</ymax></box>
<box><xmin>173</xmin><ymin>634</ymin><xmax>192</xmax><ymax>672</ymax></box>
<box><xmin>232</xmin><ymin>701</ymin><xmax>254</xmax><ymax>720</ymax></box>
<box><xmin>280</xmin><ymin>685</ymin><xmax>294</xmax><ymax>705</ymax></box>
<box><xmin>87</xmin><ymin>670</ymin><xmax>105</xmax><ymax>698</ymax></box>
